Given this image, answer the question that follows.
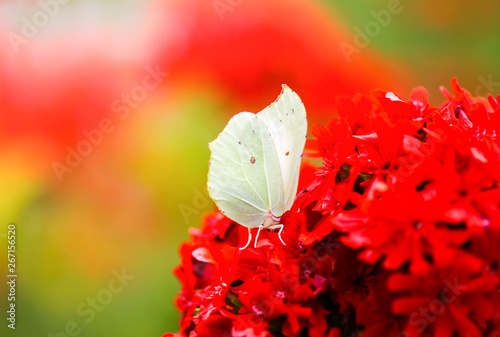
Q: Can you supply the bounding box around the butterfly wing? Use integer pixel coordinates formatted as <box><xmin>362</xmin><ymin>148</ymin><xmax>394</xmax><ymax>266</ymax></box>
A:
<box><xmin>208</xmin><ymin>112</ymin><xmax>284</xmax><ymax>228</ymax></box>
<box><xmin>257</xmin><ymin>85</ymin><xmax>307</xmax><ymax>212</ymax></box>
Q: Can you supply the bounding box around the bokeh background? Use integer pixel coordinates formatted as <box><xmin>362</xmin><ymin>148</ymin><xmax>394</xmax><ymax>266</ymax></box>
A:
<box><xmin>0</xmin><ymin>0</ymin><xmax>499</xmax><ymax>336</ymax></box>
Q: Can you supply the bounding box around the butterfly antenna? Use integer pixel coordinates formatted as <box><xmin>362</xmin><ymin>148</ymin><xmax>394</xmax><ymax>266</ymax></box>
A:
<box><xmin>240</xmin><ymin>228</ymin><xmax>252</xmax><ymax>250</ymax></box>
<box><xmin>277</xmin><ymin>224</ymin><xmax>286</xmax><ymax>246</ymax></box>
<box><xmin>254</xmin><ymin>225</ymin><xmax>263</xmax><ymax>248</ymax></box>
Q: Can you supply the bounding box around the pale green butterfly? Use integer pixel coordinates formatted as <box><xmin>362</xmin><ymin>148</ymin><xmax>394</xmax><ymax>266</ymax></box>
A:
<box><xmin>207</xmin><ymin>85</ymin><xmax>307</xmax><ymax>249</ymax></box>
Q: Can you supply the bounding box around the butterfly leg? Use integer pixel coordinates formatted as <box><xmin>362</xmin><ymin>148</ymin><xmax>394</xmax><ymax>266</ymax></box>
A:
<box><xmin>268</xmin><ymin>224</ymin><xmax>286</xmax><ymax>246</ymax></box>
<box><xmin>239</xmin><ymin>227</ymin><xmax>252</xmax><ymax>250</ymax></box>
<box><xmin>254</xmin><ymin>225</ymin><xmax>263</xmax><ymax>248</ymax></box>
<box><xmin>276</xmin><ymin>224</ymin><xmax>286</xmax><ymax>246</ymax></box>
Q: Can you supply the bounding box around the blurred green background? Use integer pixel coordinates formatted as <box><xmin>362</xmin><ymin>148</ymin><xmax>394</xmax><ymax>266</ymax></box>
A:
<box><xmin>0</xmin><ymin>0</ymin><xmax>499</xmax><ymax>336</ymax></box>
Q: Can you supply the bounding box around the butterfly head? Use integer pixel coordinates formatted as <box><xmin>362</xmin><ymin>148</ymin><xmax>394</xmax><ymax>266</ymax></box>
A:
<box><xmin>263</xmin><ymin>210</ymin><xmax>281</xmax><ymax>228</ymax></box>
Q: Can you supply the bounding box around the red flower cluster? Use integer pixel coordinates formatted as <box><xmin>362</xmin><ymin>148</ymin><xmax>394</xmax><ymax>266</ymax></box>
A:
<box><xmin>165</xmin><ymin>79</ymin><xmax>500</xmax><ymax>337</ymax></box>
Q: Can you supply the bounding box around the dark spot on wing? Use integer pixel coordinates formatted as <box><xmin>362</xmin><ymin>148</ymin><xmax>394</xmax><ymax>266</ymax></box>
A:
<box><xmin>238</xmin><ymin>141</ymin><xmax>241</xmax><ymax>145</ymax></box>
<box><xmin>285</xmin><ymin>151</ymin><xmax>289</xmax><ymax>156</ymax></box>
<box><xmin>250</xmin><ymin>157</ymin><xmax>256</xmax><ymax>164</ymax></box>
<box><xmin>253</xmin><ymin>130</ymin><xmax>255</xmax><ymax>135</ymax></box>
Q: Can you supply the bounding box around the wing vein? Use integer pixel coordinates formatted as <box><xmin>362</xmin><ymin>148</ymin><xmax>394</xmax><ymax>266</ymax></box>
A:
<box><xmin>260</xmin><ymin>127</ymin><xmax>274</xmax><ymax>210</ymax></box>
<box><xmin>241</xmin><ymin>161</ymin><xmax>268</xmax><ymax>206</ymax></box>
<box><xmin>220</xmin><ymin>190</ymin><xmax>267</xmax><ymax>213</ymax></box>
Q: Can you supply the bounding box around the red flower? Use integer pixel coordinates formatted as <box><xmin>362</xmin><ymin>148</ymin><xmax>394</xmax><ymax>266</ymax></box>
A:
<box><xmin>166</xmin><ymin>79</ymin><xmax>500</xmax><ymax>336</ymax></box>
<box><xmin>388</xmin><ymin>249</ymin><xmax>500</xmax><ymax>337</ymax></box>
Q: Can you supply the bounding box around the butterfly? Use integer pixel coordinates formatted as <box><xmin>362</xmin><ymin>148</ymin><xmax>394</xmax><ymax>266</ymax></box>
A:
<box><xmin>207</xmin><ymin>85</ymin><xmax>307</xmax><ymax>249</ymax></box>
